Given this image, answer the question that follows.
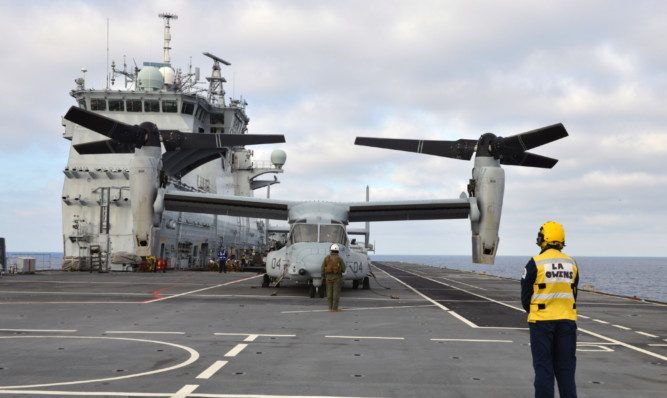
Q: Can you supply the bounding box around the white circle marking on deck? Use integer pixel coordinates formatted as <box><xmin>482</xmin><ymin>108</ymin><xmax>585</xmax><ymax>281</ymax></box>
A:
<box><xmin>0</xmin><ymin>335</ymin><xmax>200</xmax><ymax>389</ymax></box>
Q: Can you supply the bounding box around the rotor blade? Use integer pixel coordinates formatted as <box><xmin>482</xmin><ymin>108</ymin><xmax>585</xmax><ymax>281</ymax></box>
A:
<box><xmin>64</xmin><ymin>106</ymin><xmax>146</xmax><ymax>146</ymax></box>
<box><xmin>73</xmin><ymin>140</ymin><xmax>135</xmax><ymax>154</ymax></box>
<box><xmin>160</xmin><ymin>131</ymin><xmax>285</xmax><ymax>151</ymax></box>
<box><xmin>355</xmin><ymin>137</ymin><xmax>477</xmax><ymax>160</ymax></box>
<box><xmin>500</xmin><ymin>152</ymin><xmax>559</xmax><ymax>168</ymax></box>
<box><xmin>500</xmin><ymin>123</ymin><xmax>568</xmax><ymax>152</ymax></box>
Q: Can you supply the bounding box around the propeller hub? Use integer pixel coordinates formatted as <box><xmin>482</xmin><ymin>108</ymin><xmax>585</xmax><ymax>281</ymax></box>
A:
<box><xmin>139</xmin><ymin>122</ymin><xmax>161</xmax><ymax>148</ymax></box>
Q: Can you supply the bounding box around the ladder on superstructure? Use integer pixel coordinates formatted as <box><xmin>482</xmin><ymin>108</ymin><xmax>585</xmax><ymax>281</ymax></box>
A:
<box><xmin>89</xmin><ymin>245</ymin><xmax>102</xmax><ymax>273</ymax></box>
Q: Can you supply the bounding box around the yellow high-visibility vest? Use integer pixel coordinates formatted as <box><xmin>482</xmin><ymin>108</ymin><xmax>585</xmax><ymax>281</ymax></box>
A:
<box><xmin>528</xmin><ymin>249</ymin><xmax>578</xmax><ymax>323</ymax></box>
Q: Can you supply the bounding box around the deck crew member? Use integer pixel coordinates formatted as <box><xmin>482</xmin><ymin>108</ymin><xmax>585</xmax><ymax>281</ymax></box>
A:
<box><xmin>321</xmin><ymin>244</ymin><xmax>346</xmax><ymax>312</ymax></box>
<box><xmin>218</xmin><ymin>248</ymin><xmax>227</xmax><ymax>273</ymax></box>
<box><xmin>521</xmin><ymin>221</ymin><xmax>579</xmax><ymax>398</ymax></box>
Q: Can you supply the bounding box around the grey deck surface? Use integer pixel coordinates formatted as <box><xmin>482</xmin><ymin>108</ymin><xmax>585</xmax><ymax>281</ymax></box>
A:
<box><xmin>0</xmin><ymin>261</ymin><xmax>665</xmax><ymax>397</ymax></box>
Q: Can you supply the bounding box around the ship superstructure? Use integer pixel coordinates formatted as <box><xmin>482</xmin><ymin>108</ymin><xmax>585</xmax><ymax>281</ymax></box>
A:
<box><xmin>61</xmin><ymin>14</ymin><xmax>286</xmax><ymax>270</ymax></box>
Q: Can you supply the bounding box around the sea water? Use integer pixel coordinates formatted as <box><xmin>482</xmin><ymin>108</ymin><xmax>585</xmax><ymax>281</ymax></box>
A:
<box><xmin>371</xmin><ymin>255</ymin><xmax>667</xmax><ymax>303</ymax></box>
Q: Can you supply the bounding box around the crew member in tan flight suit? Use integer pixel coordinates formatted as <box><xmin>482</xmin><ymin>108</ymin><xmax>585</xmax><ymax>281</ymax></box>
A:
<box><xmin>321</xmin><ymin>244</ymin><xmax>346</xmax><ymax>312</ymax></box>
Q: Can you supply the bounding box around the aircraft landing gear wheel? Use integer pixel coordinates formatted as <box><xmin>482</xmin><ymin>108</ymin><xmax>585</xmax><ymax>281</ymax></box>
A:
<box><xmin>309</xmin><ymin>284</ymin><xmax>316</xmax><ymax>298</ymax></box>
<box><xmin>352</xmin><ymin>279</ymin><xmax>359</xmax><ymax>289</ymax></box>
<box><xmin>319</xmin><ymin>285</ymin><xmax>326</xmax><ymax>298</ymax></box>
<box><xmin>262</xmin><ymin>274</ymin><xmax>270</xmax><ymax>288</ymax></box>
<box><xmin>362</xmin><ymin>276</ymin><xmax>370</xmax><ymax>289</ymax></box>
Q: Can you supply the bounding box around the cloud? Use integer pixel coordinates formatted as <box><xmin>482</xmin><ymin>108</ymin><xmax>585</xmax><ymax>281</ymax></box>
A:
<box><xmin>1</xmin><ymin>0</ymin><xmax>667</xmax><ymax>258</ymax></box>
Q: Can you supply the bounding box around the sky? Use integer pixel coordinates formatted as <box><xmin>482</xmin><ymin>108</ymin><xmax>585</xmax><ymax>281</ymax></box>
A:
<box><xmin>1</xmin><ymin>0</ymin><xmax>666</xmax><ymax>258</ymax></box>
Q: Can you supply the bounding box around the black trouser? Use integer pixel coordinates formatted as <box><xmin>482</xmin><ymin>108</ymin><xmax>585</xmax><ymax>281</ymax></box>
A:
<box><xmin>529</xmin><ymin>320</ymin><xmax>577</xmax><ymax>398</ymax></box>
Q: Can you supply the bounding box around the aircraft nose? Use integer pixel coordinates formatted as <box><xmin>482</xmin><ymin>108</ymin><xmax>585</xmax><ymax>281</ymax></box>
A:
<box><xmin>290</xmin><ymin>245</ymin><xmax>329</xmax><ymax>276</ymax></box>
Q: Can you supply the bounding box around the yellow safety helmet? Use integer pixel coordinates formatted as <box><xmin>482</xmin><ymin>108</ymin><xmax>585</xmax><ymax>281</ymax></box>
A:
<box><xmin>536</xmin><ymin>221</ymin><xmax>565</xmax><ymax>249</ymax></box>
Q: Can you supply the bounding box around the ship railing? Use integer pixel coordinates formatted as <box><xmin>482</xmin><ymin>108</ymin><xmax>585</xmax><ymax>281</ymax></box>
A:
<box><xmin>3</xmin><ymin>253</ymin><xmax>63</xmax><ymax>274</ymax></box>
<box><xmin>232</xmin><ymin>159</ymin><xmax>281</xmax><ymax>171</ymax></box>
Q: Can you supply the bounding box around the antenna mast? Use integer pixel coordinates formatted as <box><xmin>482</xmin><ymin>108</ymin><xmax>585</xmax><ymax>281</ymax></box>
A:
<box><xmin>159</xmin><ymin>13</ymin><xmax>178</xmax><ymax>64</ymax></box>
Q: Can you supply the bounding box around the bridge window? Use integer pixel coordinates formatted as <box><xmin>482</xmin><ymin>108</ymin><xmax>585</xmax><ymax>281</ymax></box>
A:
<box><xmin>319</xmin><ymin>225</ymin><xmax>346</xmax><ymax>245</ymax></box>
<box><xmin>144</xmin><ymin>100</ymin><xmax>160</xmax><ymax>112</ymax></box>
<box><xmin>290</xmin><ymin>224</ymin><xmax>318</xmax><ymax>244</ymax></box>
<box><xmin>108</xmin><ymin>99</ymin><xmax>125</xmax><ymax>111</ymax></box>
<box><xmin>163</xmin><ymin>100</ymin><xmax>178</xmax><ymax>113</ymax></box>
<box><xmin>90</xmin><ymin>99</ymin><xmax>106</xmax><ymax>111</ymax></box>
<box><xmin>195</xmin><ymin>107</ymin><xmax>206</xmax><ymax>121</ymax></box>
<box><xmin>182</xmin><ymin>102</ymin><xmax>195</xmax><ymax>115</ymax></box>
<box><xmin>126</xmin><ymin>100</ymin><xmax>142</xmax><ymax>112</ymax></box>
<box><xmin>210</xmin><ymin>113</ymin><xmax>224</xmax><ymax>125</ymax></box>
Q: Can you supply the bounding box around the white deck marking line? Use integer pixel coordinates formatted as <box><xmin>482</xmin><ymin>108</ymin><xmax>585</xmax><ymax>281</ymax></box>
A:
<box><xmin>447</xmin><ymin>310</ymin><xmax>479</xmax><ymax>328</ymax></box>
<box><xmin>578</xmin><ymin>315</ymin><xmax>590</xmax><ymax>319</ymax></box>
<box><xmin>224</xmin><ymin>343</ymin><xmax>248</xmax><ymax>357</ymax></box>
<box><xmin>576</xmin><ymin>344</ymin><xmax>614</xmax><ymax>352</ymax></box>
<box><xmin>635</xmin><ymin>331</ymin><xmax>659</xmax><ymax>338</ymax></box>
<box><xmin>196</xmin><ymin>360</ymin><xmax>228</xmax><ymax>379</ymax></box>
<box><xmin>281</xmin><ymin>304</ymin><xmax>435</xmax><ymax>314</ymax></box>
<box><xmin>0</xmin><ymin>391</ymin><xmax>171</xmax><ymax>396</ymax></box>
<box><xmin>578</xmin><ymin>327</ymin><xmax>667</xmax><ymax>361</ymax></box>
<box><xmin>436</xmin><ymin>276</ymin><xmax>487</xmax><ymax>290</ymax></box>
<box><xmin>612</xmin><ymin>324</ymin><xmax>632</xmax><ymax>330</ymax></box>
<box><xmin>648</xmin><ymin>344</ymin><xmax>667</xmax><ymax>347</ymax></box>
<box><xmin>326</xmin><ymin>335</ymin><xmax>404</xmax><ymax>340</ymax></box>
<box><xmin>0</xmin><ymin>392</ymin><xmax>391</xmax><ymax>398</ymax></box>
<box><xmin>0</xmin><ymin>329</ymin><xmax>77</xmax><ymax>333</ymax></box>
<box><xmin>171</xmin><ymin>384</ymin><xmax>198</xmax><ymax>398</ymax></box>
<box><xmin>105</xmin><ymin>331</ymin><xmax>185</xmax><ymax>335</ymax></box>
<box><xmin>0</xmin><ymin>291</ymin><xmax>149</xmax><ymax>296</ymax></box>
<box><xmin>145</xmin><ymin>274</ymin><xmax>262</xmax><ymax>303</ymax></box>
<box><xmin>244</xmin><ymin>334</ymin><xmax>259</xmax><ymax>342</ymax></box>
<box><xmin>1</xmin><ymin>301</ymin><xmax>139</xmax><ymax>305</ymax></box>
<box><xmin>431</xmin><ymin>338</ymin><xmax>512</xmax><ymax>343</ymax></box>
<box><xmin>376</xmin><ymin>267</ymin><xmax>455</xmax><ymax>313</ymax></box>
<box><xmin>0</xmin><ymin>335</ymin><xmax>199</xmax><ymax>390</ymax></box>
<box><xmin>214</xmin><ymin>333</ymin><xmax>296</xmax><ymax>339</ymax></box>
<box><xmin>593</xmin><ymin>319</ymin><xmax>610</xmax><ymax>324</ymax></box>
<box><xmin>577</xmin><ymin>341</ymin><xmax>616</xmax><ymax>345</ymax></box>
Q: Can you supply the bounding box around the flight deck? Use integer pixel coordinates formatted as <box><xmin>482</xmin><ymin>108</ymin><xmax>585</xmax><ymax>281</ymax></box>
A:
<box><xmin>0</xmin><ymin>262</ymin><xmax>665</xmax><ymax>397</ymax></box>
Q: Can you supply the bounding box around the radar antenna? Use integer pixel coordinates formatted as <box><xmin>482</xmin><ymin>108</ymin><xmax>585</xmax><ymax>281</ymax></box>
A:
<box><xmin>203</xmin><ymin>52</ymin><xmax>231</xmax><ymax>106</ymax></box>
<box><xmin>159</xmin><ymin>13</ymin><xmax>178</xmax><ymax>64</ymax></box>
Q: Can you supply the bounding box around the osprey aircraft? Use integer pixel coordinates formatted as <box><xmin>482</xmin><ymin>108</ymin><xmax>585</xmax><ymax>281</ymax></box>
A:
<box><xmin>164</xmin><ymin>121</ymin><xmax>567</xmax><ymax>297</ymax></box>
<box><xmin>65</xmin><ymin>106</ymin><xmax>568</xmax><ymax>296</ymax></box>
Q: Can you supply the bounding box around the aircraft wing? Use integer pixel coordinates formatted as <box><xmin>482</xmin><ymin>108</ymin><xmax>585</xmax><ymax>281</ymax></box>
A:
<box><xmin>347</xmin><ymin>198</ymin><xmax>473</xmax><ymax>222</ymax></box>
<box><xmin>163</xmin><ymin>191</ymin><xmax>292</xmax><ymax>220</ymax></box>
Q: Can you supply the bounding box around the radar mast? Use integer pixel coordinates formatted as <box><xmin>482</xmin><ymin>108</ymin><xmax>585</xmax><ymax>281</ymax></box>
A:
<box><xmin>159</xmin><ymin>13</ymin><xmax>178</xmax><ymax>64</ymax></box>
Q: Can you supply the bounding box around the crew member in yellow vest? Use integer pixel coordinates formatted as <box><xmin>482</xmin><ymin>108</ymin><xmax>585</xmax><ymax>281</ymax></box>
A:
<box><xmin>521</xmin><ymin>221</ymin><xmax>579</xmax><ymax>398</ymax></box>
<box><xmin>321</xmin><ymin>244</ymin><xmax>346</xmax><ymax>312</ymax></box>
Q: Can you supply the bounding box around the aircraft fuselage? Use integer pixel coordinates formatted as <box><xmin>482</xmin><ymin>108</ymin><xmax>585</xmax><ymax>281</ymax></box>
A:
<box><xmin>266</xmin><ymin>242</ymin><xmax>369</xmax><ymax>287</ymax></box>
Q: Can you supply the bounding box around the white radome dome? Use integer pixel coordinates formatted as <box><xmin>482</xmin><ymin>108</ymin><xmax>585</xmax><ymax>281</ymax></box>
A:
<box><xmin>270</xmin><ymin>149</ymin><xmax>287</xmax><ymax>169</ymax></box>
<box><xmin>137</xmin><ymin>67</ymin><xmax>164</xmax><ymax>91</ymax></box>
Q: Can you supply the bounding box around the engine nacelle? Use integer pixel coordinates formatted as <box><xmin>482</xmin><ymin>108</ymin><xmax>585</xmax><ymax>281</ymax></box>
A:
<box><xmin>469</xmin><ymin>156</ymin><xmax>505</xmax><ymax>264</ymax></box>
<box><xmin>129</xmin><ymin>146</ymin><xmax>162</xmax><ymax>257</ymax></box>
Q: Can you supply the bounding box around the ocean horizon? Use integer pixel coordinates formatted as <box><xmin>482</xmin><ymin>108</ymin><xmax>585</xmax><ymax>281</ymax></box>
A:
<box><xmin>371</xmin><ymin>254</ymin><xmax>667</xmax><ymax>304</ymax></box>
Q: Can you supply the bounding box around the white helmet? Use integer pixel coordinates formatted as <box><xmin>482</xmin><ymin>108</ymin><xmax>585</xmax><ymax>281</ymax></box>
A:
<box><xmin>330</xmin><ymin>244</ymin><xmax>340</xmax><ymax>252</ymax></box>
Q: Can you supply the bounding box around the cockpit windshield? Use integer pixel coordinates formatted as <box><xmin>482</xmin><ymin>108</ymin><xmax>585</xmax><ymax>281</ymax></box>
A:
<box><xmin>319</xmin><ymin>224</ymin><xmax>346</xmax><ymax>245</ymax></box>
<box><xmin>289</xmin><ymin>223</ymin><xmax>347</xmax><ymax>245</ymax></box>
<box><xmin>290</xmin><ymin>224</ymin><xmax>318</xmax><ymax>244</ymax></box>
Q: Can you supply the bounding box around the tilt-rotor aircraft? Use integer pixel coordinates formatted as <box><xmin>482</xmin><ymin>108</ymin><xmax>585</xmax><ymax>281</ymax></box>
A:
<box><xmin>164</xmin><ymin>124</ymin><xmax>568</xmax><ymax>297</ymax></box>
<box><xmin>65</xmin><ymin>107</ymin><xmax>567</xmax><ymax>297</ymax></box>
